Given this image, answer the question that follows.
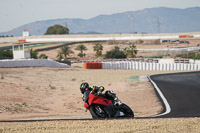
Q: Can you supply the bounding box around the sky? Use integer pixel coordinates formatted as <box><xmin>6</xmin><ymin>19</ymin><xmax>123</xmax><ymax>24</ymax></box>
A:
<box><xmin>1</xmin><ymin>0</ymin><xmax>200</xmax><ymax>32</ymax></box>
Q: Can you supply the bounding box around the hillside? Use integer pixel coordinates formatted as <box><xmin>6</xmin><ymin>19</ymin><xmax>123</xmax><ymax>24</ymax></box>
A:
<box><xmin>1</xmin><ymin>7</ymin><xmax>200</xmax><ymax>36</ymax></box>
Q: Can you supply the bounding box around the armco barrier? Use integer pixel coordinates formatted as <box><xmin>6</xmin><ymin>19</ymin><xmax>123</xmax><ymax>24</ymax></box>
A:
<box><xmin>102</xmin><ymin>61</ymin><xmax>200</xmax><ymax>71</ymax></box>
<box><xmin>83</xmin><ymin>62</ymin><xmax>102</xmax><ymax>69</ymax></box>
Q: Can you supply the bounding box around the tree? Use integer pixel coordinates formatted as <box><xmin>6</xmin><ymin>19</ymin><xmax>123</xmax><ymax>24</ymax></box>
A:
<box><xmin>105</xmin><ymin>46</ymin><xmax>126</xmax><ymax>59</ymax></box>
<box><xmin>75</xmin><ymin>45</ymin><xmax>88</xmax><ymax>57</ymax></box>
<box><xmin>57</xmin><ymin>46</ymin><xmax>74</xmax><ymax>60</ymax></box>
<box><xmin>56</xmin><ymin>52</ymin><xmax>64</xmax><ymax>61</ymax></box>
<box><xmin>45</xmin><ymin>24</ymin><xmax>69</xmax><ymax>35</ymax></box>
<box><xmin>93</xmin><ymin>43</ymin><xmax>103</xmax><ymax>57</ymax></box>
<box><xmin>30</xmin><ymin>49</ymin><xmax>38</xmax><ymax>59</ymax></box>
<box><xmin>123</xmin><ymin>44</ymin><xmax>137</xmax><ymax>58</ymax></box>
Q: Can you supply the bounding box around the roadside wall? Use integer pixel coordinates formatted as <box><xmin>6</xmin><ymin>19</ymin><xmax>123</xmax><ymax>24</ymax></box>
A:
<box><xmin>0</xmin><ymin>59</ymin><xmax>71</xmax><ymax>68</ymax></box>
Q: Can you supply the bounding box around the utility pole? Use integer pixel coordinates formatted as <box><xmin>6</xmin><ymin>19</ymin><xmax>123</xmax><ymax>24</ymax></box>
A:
<box><xmin>128</xmin><ymin>15</ymin><xmax>134</xmax><ymax>33</ymax></box>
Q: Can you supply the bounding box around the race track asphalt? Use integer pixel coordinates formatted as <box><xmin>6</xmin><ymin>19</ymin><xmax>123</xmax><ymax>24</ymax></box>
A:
<box><xmin>150</xmin><ymin>71</ymin><xmax>200</xmax><ymax>118</ymax></box>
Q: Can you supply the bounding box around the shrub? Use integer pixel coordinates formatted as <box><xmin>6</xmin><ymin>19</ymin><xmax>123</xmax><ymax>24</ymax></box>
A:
<box><xmin>0</xmin><ymin>50</ymin><xmax>13</xmax><ymax>59</ymax></box>
<box><xmin>39</xmin><ymin>54</ymin><xmax>48</xmax><ymax>59</ymax></box>
<box><xmin>105</xmin><ymin>46</ymin><xmax>127</xmax><ymax>59</ymax></box>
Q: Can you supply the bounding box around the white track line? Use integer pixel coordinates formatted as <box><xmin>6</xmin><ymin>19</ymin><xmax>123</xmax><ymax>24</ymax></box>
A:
<box><xmin>148</xmin><ymin>75</ymin><xmax>171</xmax><ymax>117</ymax></box>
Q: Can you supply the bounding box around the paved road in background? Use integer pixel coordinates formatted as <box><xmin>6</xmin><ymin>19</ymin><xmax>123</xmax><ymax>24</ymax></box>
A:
<box><xmin>150</xmin><ymin>71</ymin><xmax>200</xmax><ymax>117</ymax></box>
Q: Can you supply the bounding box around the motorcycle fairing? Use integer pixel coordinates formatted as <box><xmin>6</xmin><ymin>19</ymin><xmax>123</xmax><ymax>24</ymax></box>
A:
<box><xmin>85</xmin><ymin>93</ymin><xmax>112</xmax><ymax>107</ymax></box>
<box><xmin>89</xmin><ymin>93</ymin><xmax>112</xmax><ymax>106</ymax></box>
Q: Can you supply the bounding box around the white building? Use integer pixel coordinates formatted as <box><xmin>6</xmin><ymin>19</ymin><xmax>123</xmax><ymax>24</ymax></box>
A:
<box><xmin>23</xmin><ymin>30</ymin><xmax>29</xmax><ymax>37</ymax></box>
<box><xmin>12</xmin><ymin>44</ymin><xmax>31</xmax><ymax>59</ymax></box>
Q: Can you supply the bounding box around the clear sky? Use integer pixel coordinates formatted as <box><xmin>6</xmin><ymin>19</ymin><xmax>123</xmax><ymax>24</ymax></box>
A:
<box><xmin>1</xmin><ymin>0</ymin><xmax>200</xmax><ymax>32</ymax></box>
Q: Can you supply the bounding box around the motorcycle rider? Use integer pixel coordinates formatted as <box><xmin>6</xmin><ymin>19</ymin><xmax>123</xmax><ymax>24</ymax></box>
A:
<box><xmin>80</xmin><ymin>82</ymin><xmax>116</xmax><ymax>101</ymax></box>
<box><xmin>80</xmin><ymin>82</ymin><xmax>121</xmax><ymax>117</ymax></box>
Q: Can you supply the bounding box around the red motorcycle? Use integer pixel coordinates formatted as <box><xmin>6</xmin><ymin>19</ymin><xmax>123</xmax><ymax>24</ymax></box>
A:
<box><xmin>83</xmin><ymin>90</ymin><xmax>134</xmax><ymax>118</ymax></box>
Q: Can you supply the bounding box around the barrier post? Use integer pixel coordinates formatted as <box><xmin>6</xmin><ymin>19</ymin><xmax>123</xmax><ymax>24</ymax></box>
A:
<box><xmin>180</xmin><ymin>63</ymin><xmax>184</xmax><ymax>70</ymax></box>
<box><xmin>198</xmin><ymin>64</ymin><xmax>200</xmax><ymax>70</ymax></box>
<box><xmin>139</xmin><ymin>62</ymin><xmax>142</xmax><ymax>70</ymax></box>
<box><xmin>159</xmin><ymin>63</ymin><xmax>163</xmax><ymax>71</ymax></box>
<box><xmin>183</xmin><ymin>64</ymin><xmax>187</xmax><ymax>71</ymax></box>
<box><xmin>149</xmin><ymin>63</ymin><xmax>153</xmax><ymax>70</ymax></box>
<box><xmin>170</xmin><ymin>63</ymin><xmax>173</xmax><ymax>71</ymax></box>
<box><xmin>156</xmin><ymin>63</ymin><xmax>159</xmax><ymax>71</ymax></box>
<box><xmin>135</xmin><ymin>62</ymin><xmax>139</xmax><ymax>70</ymax></box>
<box><xmin>103</xmin><ymin>62</ymin><xmax>106</xmax><ymax>69</ymax></box>
<box><xmin>177</xmin><ymin>63</ymin><xmax>180</xmax><ymax>70</ymax></box>
<box><xmin>146</xmin><ymin>63</ymin><xmax>149</xmax><ymax>70</ymax></box>
<box><xmin>142</xmin><ymin>62</ymin><xmax>146</xmax><ymax>70</ymax></box>
<box><xmin>163</xmin><ymin>63</ymin><xmax>166</xmax><ymax>71</ymax></box>
<box><xmin>117</xmin><ymin>62</ymin><xmax>119</xmax><ymax>69</ymax></box>
<box><xmin>133</xmin><ymin>62</ymin><xmax>136</xmax><ymax>70</ymax></box>
<box><xmin>166</xmin><ymin>63</ymin><xmax>170</xmax><ymax>71</ymax></box>
<box><xmin>190</xmin><ymin>64</ymin><xmax>194</xmax><ymax>70</ymax></box>
<box><xmin>194</xmin><ymin>64</ymin><xmax>197</xmax><ymax>70</ymax></box>
<box><xmin>129</xmin><ymin>62</ymin><xmax>132</xmax><ymax>69</ymax></box>
<box><xmin>152</xmin><ymin>63</ymin><xmax>156</xmax><ymax>71</ymax></box>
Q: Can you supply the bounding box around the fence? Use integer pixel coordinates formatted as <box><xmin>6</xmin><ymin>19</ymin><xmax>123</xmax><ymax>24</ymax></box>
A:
<box><xmin>102</xmin><ymin>61</ymin><xmax>200</xmax><ymax>71</ymax></box>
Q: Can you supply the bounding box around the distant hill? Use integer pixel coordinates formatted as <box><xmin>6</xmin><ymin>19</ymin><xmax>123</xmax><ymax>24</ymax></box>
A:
<box><xmin>1</xmin><ymin>7</ymin><xmax>200</xmax><ymax>36</ymax></box>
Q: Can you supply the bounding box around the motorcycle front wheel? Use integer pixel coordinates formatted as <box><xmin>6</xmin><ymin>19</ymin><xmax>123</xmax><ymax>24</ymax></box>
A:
<box><xmin>119</xmin><ymin>103</ymin><xmax>134</xmax><ymax>118</ymax></box>
<box><xmin>89</xmin><ymin>105</ymin><xmax>108</xmax><ymax>118</ymax></box>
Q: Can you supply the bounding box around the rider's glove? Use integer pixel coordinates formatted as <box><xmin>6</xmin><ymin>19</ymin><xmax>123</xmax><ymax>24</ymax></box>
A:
<box><xmin>81</xmin><ymin>94</ymin><xmax>85</xmax><ymax>101</ymax></box>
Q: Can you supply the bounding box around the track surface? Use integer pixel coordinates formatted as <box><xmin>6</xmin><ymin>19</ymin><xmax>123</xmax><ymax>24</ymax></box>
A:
<box><xmin>150</xmin><ymin>71</ymin><xmax>200</xmax><ymax>118</ymax></box>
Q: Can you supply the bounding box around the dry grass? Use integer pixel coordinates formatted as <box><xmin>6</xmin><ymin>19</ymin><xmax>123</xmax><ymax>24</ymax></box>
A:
<box><xmin>1</xmin><ymin>118</ymin><xmax>200</xmax><ymax>133</ymax></box>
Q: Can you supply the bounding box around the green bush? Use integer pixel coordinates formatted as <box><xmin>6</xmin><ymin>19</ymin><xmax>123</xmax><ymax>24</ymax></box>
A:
<box><xmin>39</xmin><ymin>54</ymin><xmax>48</xmax><ymax>59</ymax></box>
<box><xmin>0</xmin><ymin>50</ymin><xmax>13</xmax><ymax>59</ymax></box>
<box><xmin>105</xmin><ymin>46</ymin><xmax>127</xmax><ymax>59</ymax></box>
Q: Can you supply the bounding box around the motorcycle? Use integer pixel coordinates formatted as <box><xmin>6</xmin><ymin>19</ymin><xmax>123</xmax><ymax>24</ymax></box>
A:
<box><xmin>83</xmin><ymin>90</ymin><xmax>134</xmax><ymax>118</ymax></box>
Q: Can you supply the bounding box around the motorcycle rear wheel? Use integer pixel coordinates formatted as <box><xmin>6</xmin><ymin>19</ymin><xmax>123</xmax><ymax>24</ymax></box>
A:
<box><xmin>89</xmin><ymin>105</ymin><xmax>108</xmax><ymax>118</ymax></box>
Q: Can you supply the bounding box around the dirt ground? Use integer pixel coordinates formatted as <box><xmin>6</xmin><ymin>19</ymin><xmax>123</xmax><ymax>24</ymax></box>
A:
<box><xmin>0</xmin><ymin>66</ymin><xmax>184</xmax><ymax>120</ymax></box>
<box><xmin>1</xmin><ymin>39</ymin><xmax>199</xmax><ymax>121</ymax></box>
<box><xmin>37</xmin><ymin>39</ymin><xmax>200</xmax><ymax>61</ymax></box>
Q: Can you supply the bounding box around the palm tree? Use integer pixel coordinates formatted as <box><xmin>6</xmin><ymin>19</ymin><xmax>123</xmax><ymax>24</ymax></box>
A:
<box><xmin>57</xmin><ymin>46</ymin><xmax>73</xmax><ymax>60</ymax></box>
<box><xmin>56</xmin><ymin>52</ymin><xmax>64</xmax><ymax>61</ymax></box>
<box><xmin>30</xmin><ymin>49</ymin><xmax>38</xmax><ymax>59</ymax></box>
<box><xmin>75</xmin><ymin>45</ymin><xmax>88</xmax><ymax>57</ymax></box>
<box><xmin>123</xmin><ymin>44</ymin><xmax>137</xmax><ymax>58</ymax></box>
<box><xmin>93</xmin><ymin>43</ymin><xmax>103</xmax><ymax>57</ymax></box>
